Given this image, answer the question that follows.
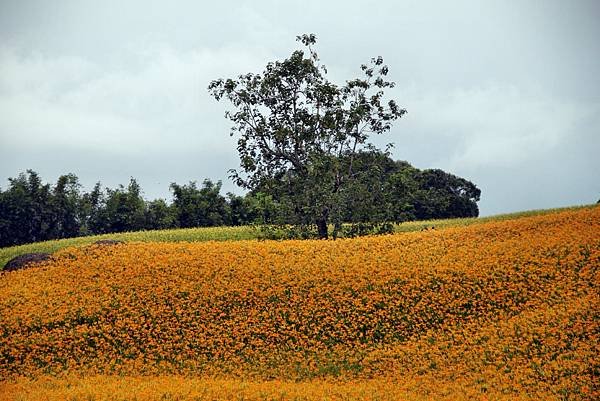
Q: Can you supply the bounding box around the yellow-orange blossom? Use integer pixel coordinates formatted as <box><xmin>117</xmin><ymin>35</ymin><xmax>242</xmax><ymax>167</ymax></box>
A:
<box><xmin>0</xmin><ymin>207</ymin><xmax>598</xmax><ymax>400</ymax></box>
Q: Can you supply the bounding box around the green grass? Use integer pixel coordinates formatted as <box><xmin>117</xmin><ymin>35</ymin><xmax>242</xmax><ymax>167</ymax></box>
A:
<box><xmin>0</xmin><ymin>226</ymin><xmax>257</xmax><ymax>269</ymax></box>
<box><xmin>1</xmin><ymin>204</ymin><xmax>596</xmax><ymax>269</ymax></box>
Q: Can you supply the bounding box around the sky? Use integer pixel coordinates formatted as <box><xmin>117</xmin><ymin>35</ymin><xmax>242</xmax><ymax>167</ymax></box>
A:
<box><xmin>0</xmin><ymin>0</ymin><xmax>598</xmax><ymax>216</ymax></box>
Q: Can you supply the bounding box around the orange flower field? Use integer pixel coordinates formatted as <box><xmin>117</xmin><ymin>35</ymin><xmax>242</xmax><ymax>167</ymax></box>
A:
<box><xmin>1</xmin><ymin>207</ymin><xmax>598</xmax><ymax>400</ymax></box>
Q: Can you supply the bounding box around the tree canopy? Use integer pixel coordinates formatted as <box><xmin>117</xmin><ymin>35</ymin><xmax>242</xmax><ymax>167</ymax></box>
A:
<box><xmin>209</xmin><ymin>34</ymin><xmax>407</xmax><ymax>238</ymax></box>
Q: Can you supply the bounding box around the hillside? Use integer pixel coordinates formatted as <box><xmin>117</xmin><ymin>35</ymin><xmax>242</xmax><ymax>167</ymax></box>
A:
<box><xmin>0</xmin><ymin>206</ymin><xmax>598</xmax><ymax>400</ymax></box>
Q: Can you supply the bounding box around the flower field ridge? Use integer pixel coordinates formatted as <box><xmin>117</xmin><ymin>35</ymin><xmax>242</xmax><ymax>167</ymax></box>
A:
<box><xmin>0</xmin><ymin>206</ymin><xmax>598</xmax><ymax>400</ymax></box>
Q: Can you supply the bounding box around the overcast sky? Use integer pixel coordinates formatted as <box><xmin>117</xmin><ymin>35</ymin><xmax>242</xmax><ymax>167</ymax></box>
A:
<box><xmin>0</xmin><ymin>0</ymin><xmax>598</xmax><ymax>216</ymax></box>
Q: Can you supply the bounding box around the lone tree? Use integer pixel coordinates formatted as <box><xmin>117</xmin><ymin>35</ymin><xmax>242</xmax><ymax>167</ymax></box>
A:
<box><xmin>209</xmin><ymin>34</ymin><xmax>406</xmax><ymax>238</ymax></box>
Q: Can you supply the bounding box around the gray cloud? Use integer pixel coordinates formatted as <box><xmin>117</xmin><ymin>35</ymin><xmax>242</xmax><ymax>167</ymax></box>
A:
<box><xmin>1</xmin><ymin>0</ymin><xmax>599</xmax><ymax>215</ymax></box>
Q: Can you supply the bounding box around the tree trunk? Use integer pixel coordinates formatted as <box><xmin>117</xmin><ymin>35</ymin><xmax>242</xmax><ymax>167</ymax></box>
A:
<box><xmin>316</xmin><ymin>218</ymin><xmax>328</xmax><ymax>239</ymax></box>
<box><xmin>316</xmin><ymin>207</ymin><xmax>329</xmax><ymax>239</ymax></box>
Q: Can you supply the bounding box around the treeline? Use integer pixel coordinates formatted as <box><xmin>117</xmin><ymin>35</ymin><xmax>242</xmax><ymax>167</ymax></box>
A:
<box><xmin>0</xmin><ymin>153</ymin><xmax>480</xmax><ymax>247</ymax></box>
<box><xmin>0</xmin><ymin>172</ymin><xmax>248</xmax><ymax>247</ymax></box>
